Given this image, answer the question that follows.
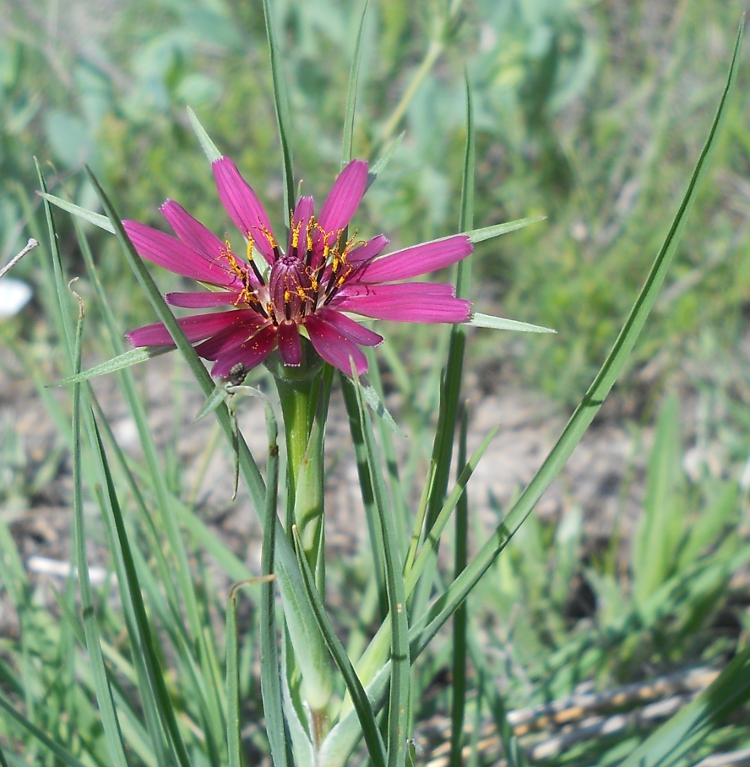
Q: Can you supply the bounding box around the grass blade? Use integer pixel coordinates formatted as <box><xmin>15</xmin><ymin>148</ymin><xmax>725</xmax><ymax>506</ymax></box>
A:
<box><xmin>350</xmin><ymin>372</ymin><xmax>410</xmax><ymax>767</ymax></box>
<box><xmin>618</xmin><ymin>644</ymin><xmax>750</xmax><ymax>767</ymax></box>
<box><xmin>410</xmin><ymin>13</ymin><xmax>744</xmax><ymax>660</ymax></box>
<box><xmin>258</xmin><ymin>395</ymin><xmax>293</xmax><ymax>767</ymax></box>
<box><xmin>37</xmin><ymin>192</ymin><xmax>114</xmax><ymax>233</ymax></box>
<box><xmin>326</xmin><ymin>21</ymin><xmax>744</xmax><ymax>762</ymax></box>
<box><xmin>449</xmin><ymin>408</ymin><xmax>469</xmax><ymax>767</ymax></box>
<box><xmin>426</xmin><ymin>77</ymin><xmax>474</xmax><ymax>546</ymax></box>
<box><xmin>261</xmin><ymin>0</ymin><xmax>295</xmax><ymax>226</ymax></box>
<box><xmin>0</xmin><ymin>694</ymin><xmax>88</xmax><ymax>767</ymax></box>
<box><xmin>342</xmin><ymin>0</ymin><xmax>369</xmax><ymax>166</ymax></box>
<box><xmin>367</xmin><ymin>132</ymin><xmax>404</xmax><ymax>189</ymax></box>
<box><xmin>340</xmin><ymin>373</ymin><xmax>388</xmax><ymax>618</ymax></box>
<box><xmin>70</xmin><ymin>293</ymin><xmax>129</xmax><ymax>767</ymax></box>
<box><xmin>291</xmin><ymin>526</ymin><xmax>387</xmax><ymax>767</ymax></box>
<box><xmin>90</xmin><ymin>419</ymin><xmax>191</xmax><ymax>767</ymax></box>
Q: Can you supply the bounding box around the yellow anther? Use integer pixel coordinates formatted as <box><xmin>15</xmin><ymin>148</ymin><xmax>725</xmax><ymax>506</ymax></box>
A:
<box><xmin>259</xmin><ymin>224</ymin><xmax>277</xmax><ymax>250</ymax></box>
<box><xmin>246</xmin><ymin>235</ymin><xmax>255</xmax><ymax>262</ymax></box>
<box><xmin>284</xmin><ymin>289</ymin><xmax>291</xmax><ymax>302</ymax></box>
<box><xmin>291</xmin><ymin>220</ymin><xmax>303</xmax><ymax>249</ymax></box>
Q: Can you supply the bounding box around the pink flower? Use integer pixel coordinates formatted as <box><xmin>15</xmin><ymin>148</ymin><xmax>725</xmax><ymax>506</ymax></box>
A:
<box><xmin>125</xmin><ymin>158</ymin><xmax>472</xmax><ymax>377</ymax></box>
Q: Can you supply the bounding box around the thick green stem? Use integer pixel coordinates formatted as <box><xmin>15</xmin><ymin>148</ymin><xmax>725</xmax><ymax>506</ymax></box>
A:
<box><xmin>275</xmin><ymin>374</ymin><xmax>317</xmax><ymax>504</ymax></box>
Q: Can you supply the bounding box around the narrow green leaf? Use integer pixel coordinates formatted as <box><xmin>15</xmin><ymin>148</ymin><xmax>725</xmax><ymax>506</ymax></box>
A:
<box><xmin>468</xmin><ymin>639</ymin><xmax>526</xmax><ymax>767</ymax></box>
<box><xmin>291</xmin><ymin>526</ymin><xmax>387</xmax><ymax>767</ymax></box>
<box><xmin>37</xmin><ymin>192</ymin><xmax>114</xmax><ymax>233</ymax></box>
<box><xmin>226</xmin><ymin>576</ymin><xmax>275</xmax><ymax>767</ymax></box>
<box><xmin>410</xmin><ymin>13</ymin><xmax>744</xmax><ymax>660</ymax></box>
<box><xmin>618</xmin><ymin>644</ymin><xmax>750</xmax><ymax>767</ymax></box>
<box><xmin>466</xmin><ymin>216</ymin><xmax>545</xmax><ymax>243</ymax></box>
<box><xmin>342</xmin><ymin>0</ymin><xmax>369</xmax><ymax>165</ymax></box>
<box><xmin>70</xmin><ymin>296</ymin><xmax>129</xmax><ymax>767</ymax></box>
<box><xmin>405</xmin><ymin>427</ymin><xmax>498</xmax><ymax>596</ymax></box>
<box><xmin>225</xmin><ymin>586</ymin><xmax>244</xmax><ymax>767</ymax></box>
<box><xmin>71</xmin><ymin>190</ymin><xmax>229</xmax><ymax>758</ymax></box>
<box><xmin>363</xmin><ymin>345</ymin><xmax>412</xmax><ymax>560</ymax></box>
<box><xmin>324</xmin><ymin>22</ymin><xmax>744</xmax><ymax>764</ymax></box>
<box><xmin>632</xmin><ymin>393</ymin><xmax>683</xmax><ymax>605</ymax></box>
<box><xmin>367</xmin><ymin>132</ymin><xmax>404</xmax><ymax>189</ymax></box>
<box><xmin>351</xmin><ymin>371</ymin><xmax>410</xmax><ymax>767</ymax></box>
<box><xmin>258</xmin><ymin>395</ymin><xmax>293</xmax><ymax>767</ymax></box>
<box><xmin>449</xmin><ymin>409</ymin><xmax>469</xmax><ymax>767</ymax></box>
<box><xmin>0</xmin><ymin>694</ymin><xmax>88</xmax><ymax>767</ymax></box>
<box><xmin>52</xmin><ymin>346</ymin><xmax>173</xmax><ymax>386</ymax></box>
<box><xmin>91</xmin><ymin>419</ymin><xmax>191</xmax><ymax>767</ymax></box>
<box><xmin>35</xmin><ymin>160</ymin><xmax>75</xmax><ymax>364</ymax></box>
<box><xmin>340</xmin><ymin>374</ymin><xmax>388</xmax><ymax>619</ymax></box>
<box><xmin>468</xmin><ymin>313</ymin><xmax>555</xmax><ymax>334</ymax></box>
<box><xmin>187</xmin><ymin>106</ymin><xmax>223</xmax><ymax>162</ymax></box>
<box><xmin>421</xmin><ymin>81</ymin><xmax>475</xmax><ymax>645</ymax></box>
<box><xmin>261</xmin><ymin>0</ymin><xmax>295</xmax><ymax>225</ymax></box>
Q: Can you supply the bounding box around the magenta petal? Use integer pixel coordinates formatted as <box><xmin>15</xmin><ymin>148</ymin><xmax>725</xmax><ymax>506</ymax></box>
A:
<box><xmin>195</xmin><ymin>316</ymin><xmax>267</xmax><ymax>360</ymax></box>
<box><xmin>356</xmin><ymin>234</ymin><xmax>473</xmax><ymax>283</ymax></box>
<box><xmin>212</xmin><ymin>157</ymin><xmax>277</xmax><ymax>261</ymax></box>
<box><xmin>124</xmin><ymin>221</ymin><xmax>238</xmax><ymax>287</ymax></box>
<box><xmin>333</xmin><ymin>289</ymin><xmax>472</xmax><ymax>323</ymax></box>
<box><xmin>347</xmin><ymin>234</ymin><xmax>389</xmax><ymax>266</ymax></box>
<box><xmin>336</xmin><ymin>282</ymin><xmax>456</xmax><ymax>301</ymax></box>
<box><xmin>277</xmin><ymin>321</ymin><xmax>302</xmax><ymax>365</ymax></box>
<box><xmin>288</xmin><ymin>196</ymin><xmax>315</xmax><ymax>256</ymax></box>
<box><xmin>304</xmin><ymin>314</ymin><xmax>368</xmax><ymax>375</ymax></box>
<box><xmin>166</xmin><ymin>291</ymin><xmax>242</xmax><ymax>308</ymax></box>
<box><xmin>126</xmin><ymin>311</ymin><xmax>246</xmax><ymax>347</ymax></box>
<box><xmin>318</xmin><ymin>160</ymin><xmax>368</xmax><ymax>234</ymax></box>
<box><xmin>161</xmin><ymin>200</ymin><xmax>231</xmax><ymax>266</ymax></box>
<box><xmin>211</xmin><ymin>325</ymin><xmax>278</xmax><ymax>378</ymax></box>
<box><xmin>316</xmin><ymin>308</ymin><xmax>383</xmax><ymax>347</ymax></box>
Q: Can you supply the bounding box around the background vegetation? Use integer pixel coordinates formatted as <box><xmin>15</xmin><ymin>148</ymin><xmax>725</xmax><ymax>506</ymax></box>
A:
<box><xmin>2</xmin><ymin>0</ymin><xmax>750</xmax><ymax>765</ymax></box>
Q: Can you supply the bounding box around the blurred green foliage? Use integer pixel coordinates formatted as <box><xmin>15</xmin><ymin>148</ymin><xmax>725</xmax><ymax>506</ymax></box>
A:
<box><xmin>3</xmin><ymin>0</ymin><xmax>749</xmax><ymax>405</ymax></box>
<box><xmin>2</xmin><ymin>1</ymin><xmax>750</xmax><ymax>762</ymax></box>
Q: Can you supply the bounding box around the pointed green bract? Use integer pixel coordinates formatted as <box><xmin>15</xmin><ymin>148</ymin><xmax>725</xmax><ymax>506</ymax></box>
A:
<box><xmin>468</xmin><ymin>313</ymin><xmax>556</xmax><ymax>333</ymax></box>
<box><xmin>466</xmin><ymin>216</ymin><xmax>545</xmax><ymax>243</ymax></box>
<box><xmin>53</xmin><ymin>346</ymin><xmax>173</xmax><ymax>386</ymax></box>
<box><xmin>38</xmin><ymin>192</ymin><xmax>114</xmax><ymax>233</ymax></box>
<box><xmin>195</xmin><ymin>381</ymin><xmax>232</xmax><ymax>421</ymax></box>
<box><xmin>261</xmin><ymin>0</ymin><xmax>295</xmax><ymax>226</ymax></box>
<box><xmin>343</xmin><ymin>0</ymin><xmax>370</xmax><ymax>166</ymax></box>
<box><xmin>188</xmin><ymin>107</ymin><xmax>223</xmax><ymax>162</ymax></box>
<box><xmin>367</xmin><ymin>132</ymin><xmax>404</xmax><ymax>189</ymax></box>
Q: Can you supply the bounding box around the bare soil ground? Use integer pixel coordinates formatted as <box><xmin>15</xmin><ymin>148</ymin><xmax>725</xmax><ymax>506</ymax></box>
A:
<box><xmin>0</xmin><ymin>342</ymin><xmax>650</xmax><ymax>631</ymax></box>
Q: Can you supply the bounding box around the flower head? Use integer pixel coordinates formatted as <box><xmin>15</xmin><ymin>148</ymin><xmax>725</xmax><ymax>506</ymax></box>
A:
<box><xmin>125</xmin><ymin>158</ymin><xmax>472</xmax><ymax>377</ymax></box>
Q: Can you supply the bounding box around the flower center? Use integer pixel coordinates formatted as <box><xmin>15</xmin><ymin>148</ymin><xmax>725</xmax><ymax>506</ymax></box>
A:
<box><xmin>268</xmin><ymin>255</ymin><xmax>316</xmax><ymax>322</ymax></box>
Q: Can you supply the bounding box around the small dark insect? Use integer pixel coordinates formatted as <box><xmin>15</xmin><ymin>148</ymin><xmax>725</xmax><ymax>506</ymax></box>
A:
<box><xmin>227</xmin><ymin>362</ymin><xmax>248</xmax><ymax>387</ymax></box>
